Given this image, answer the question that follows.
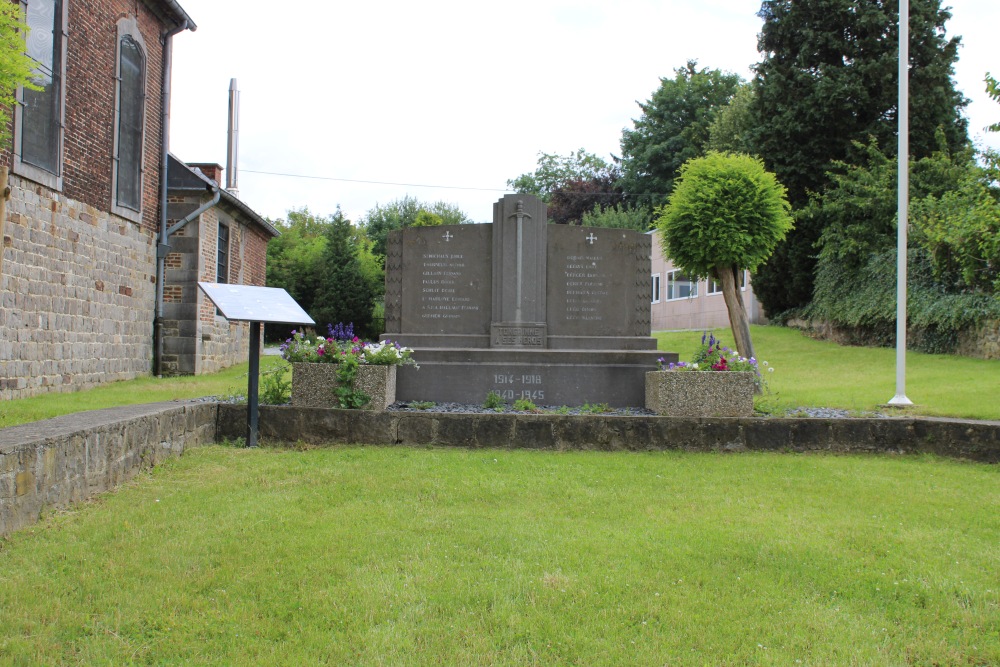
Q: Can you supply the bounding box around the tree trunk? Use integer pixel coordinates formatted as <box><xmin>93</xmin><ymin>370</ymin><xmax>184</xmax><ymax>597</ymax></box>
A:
<box><xmin>718</xmin><ymin>263</ymin><xmax>755</xmax><ymax>362</ymax></box>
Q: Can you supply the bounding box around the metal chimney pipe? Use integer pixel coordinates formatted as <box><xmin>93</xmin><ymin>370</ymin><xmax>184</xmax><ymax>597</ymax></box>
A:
<box><xmin>226</xmin><ymin>78</ymin><xmax>239</xmax><ymax>196</ymax></box>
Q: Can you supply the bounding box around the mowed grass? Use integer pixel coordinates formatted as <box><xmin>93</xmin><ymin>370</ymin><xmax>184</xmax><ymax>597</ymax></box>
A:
<box><xmin>0</xmin><ymin>355</ymin><xmax>286</xmax><ymax>430</ymax></box>
<box><xmin>0</xmin><ymin>445</ymin><xmax>997</xmax><ymax>665</ymax></box>
<box><xmin>655</xmin><ymin>326</ymin><xmax>1000</xmax><ymax>420</ymax></box>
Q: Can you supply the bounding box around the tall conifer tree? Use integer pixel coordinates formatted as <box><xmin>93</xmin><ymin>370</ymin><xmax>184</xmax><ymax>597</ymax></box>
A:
<box><xmin>750</xmin><ymin>0</ymin><xmax>968</xmax><ymax>315</ymax></box>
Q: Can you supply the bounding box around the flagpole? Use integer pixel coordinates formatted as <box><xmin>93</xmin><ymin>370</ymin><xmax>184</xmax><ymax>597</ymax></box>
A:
<box><xmin>888</xmin><ymin>0</ymin><xmax>913</xmax><ymax>407</ymax></box>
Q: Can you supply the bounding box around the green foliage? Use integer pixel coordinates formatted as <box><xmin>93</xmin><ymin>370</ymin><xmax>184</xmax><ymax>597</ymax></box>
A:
<box><xmin>412</xmin><ymin>210</ymin><xmax>443</xmax><ymax>227</ymax></box>
<box><xmin>409</xmin><ymin>401</ymin><xmax>436</xmax><ymax>410</ymax></box>
<box><xmin>259</xmin><ymin>363</ymin><xmax>291</xmax><ymax>405</ymax></box>
<box><xmin>656</xmin><ymin>152</ymin><xmax>792</xmax><ymax>279</ymax></box>
<box><xmin>579</xmin><ymin>402</ymin><xmax>611</xmax><ymax>414</ymax></box>
<box><xmin>580</xmin><ymin>203</ymin><xmax>651</xmax><ymax>231</ymax></box>
<box><xmin>619</xmin><ymin>61</ymin><xmax>744</xmax><ymax>211</ymax></box>
<box><xmin>507</xmin><ymin>149</ymin><xmax>616</xmax><ymax>201</ymax></box>
<box><xmin>512</xmin><ymin>398</ymin><xmax>537</xmax><ymax>412</ymax></box>
<box><xmin>751</xmin><ymin>0</ymin><xmax>969</xmax><ymax>315</ymax></box>
<box><xmin>351</xmin><ymin>226</ymin><xmax>385</xmax><ymax>300</ymax></box>
<box><xmin>265</xmin><ymin>208</ymin><xmax>329</xmax><ymax>316</ymax></box>
<box><xmin>482</xmin><ymin>391</ymin><xmax>505</xmax><ymax>410</ymax></box>
<box><xmin>0</xmin><ymin>4</ymin><xmax>40</xmax><ymax>149</ymax></box>
<box><xmin>508</xmin><ymin>149</ymin><xmax>625</xmax><ymax>225</ymax></box>
<box><xmin>311</xmin><ymin>210</ymin><xmax>377</xmax><ymax>338</ymax></box>
<box><xmin>362</xmin><ymin>196</ymin><xmax>471</xmax><ymax>257</ymax></box>
<box><xmin>332</xmin><ymin>354</ymin><xmax>371</xmax><ymax>409</ymax></box>
<box><xmin>910</xmin><ymin>165</ymin><xmax>1000</xmax><ymax>293</ymax></box>
<box><xmin>706</xmin><ymin>84</ymin><xmax>757</xmax><ymax>155</ymax></box>
<box><xmin>809</xmin><ymin>141</ymin><xmax>1000</xmax><ymax>352</ymax></box>
<box><xmin>987</xmin><ymin>73</ymin><xmax>1000</xmax><ymax>133</ymax></box>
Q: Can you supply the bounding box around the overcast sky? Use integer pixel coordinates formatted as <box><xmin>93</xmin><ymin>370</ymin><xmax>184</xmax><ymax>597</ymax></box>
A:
<box><xmin>168</xmin><ymin>0</ymin><xmax>1000</xmax><ymax>225</ymax></box>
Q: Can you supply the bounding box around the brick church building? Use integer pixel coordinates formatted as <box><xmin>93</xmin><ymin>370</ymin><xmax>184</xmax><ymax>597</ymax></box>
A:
<box><xmin>0</xmin><ymin>0</ymin><xmax>275</xmax><ymax>400</ymax></box>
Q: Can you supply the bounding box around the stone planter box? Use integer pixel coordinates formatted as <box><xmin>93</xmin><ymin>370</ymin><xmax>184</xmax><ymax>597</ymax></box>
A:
<box><xmin>291</xmin><ymin>363</ymin><xmax>397</xmax><ymax>411</ymax></box>
<box><xmin>645</xmin><ymin>371</ymin><xmax>755</xmax><ymax>417</ymax></box>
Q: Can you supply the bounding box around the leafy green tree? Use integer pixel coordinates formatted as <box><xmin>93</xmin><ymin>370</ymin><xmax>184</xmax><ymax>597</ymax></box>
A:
<box><xmin>0</xmin><ymin>3</ymin><xmax>41</xmax><ymax>149</ymax></box>
<box><xmin>987</xmin><ymin>73</ymin><xmax>1000</xmax><ymax>133</ymax></box>
<box><xmin>580</xmin><ymin>203</ymin><xmax>651</xmax><ymax>231</ymax></box>
<box><xmin>619</xmin><ymin>61</ymin><xmax>744</xmax><ymax>211</ymax></box>
<box><xmin>507</xmin><ymin>149</ymin><xmax>617</xmax><ymax>201</ymax></box>
<box><xmin>706</xmin><ymin>84</ymin><xmax>757</xmax><ymax>155</ymax></box>
<box><xmin>750</xmin><ymin>0</ymin><xmax>969</xmax><ymax>315</ymax></box>
<box><xmin>656</xmin><ymin>152</ymin><xmax>792</xmax><ymax>361</ymax></box>
<box><xmin>266</xmin><ymin>207</ymin><xmax>330</xmax><ymax>324</ymax></box>
<box><xmin>351</xmin><ymin>226</ymin><xmax>385</xmax><ymax>301</ymax></box>
<box><xmin>312</xmin><ymin>210</ymin><xmax>377</xmax><ymax>338</ymax></box>
<box><xmin>412</xmin><ymin>210</ymin><xmax>443</xmax><ymax>227</ymax></box>
<box><xmin>362</xmin><ymin>196</ymin><xmax>470</xmax><ymax>257</ymax></box>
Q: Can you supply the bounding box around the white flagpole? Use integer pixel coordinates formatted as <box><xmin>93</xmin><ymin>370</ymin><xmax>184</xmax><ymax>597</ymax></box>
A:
<box><xmin>889</xmin><ymin>0</ymin><xmax>913</xmax><ymax>406</ymax></box>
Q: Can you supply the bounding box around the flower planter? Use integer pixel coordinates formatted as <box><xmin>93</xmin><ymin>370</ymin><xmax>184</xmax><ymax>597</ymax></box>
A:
<box><xmin>291</xmin><ymin>363</ymin><xmax>397</xmax><ymax>411</ymax></box>
<box><xmin>645</xmin><ymin>371</ymin><xmax>755</xmax><ymax>417</ymax></box>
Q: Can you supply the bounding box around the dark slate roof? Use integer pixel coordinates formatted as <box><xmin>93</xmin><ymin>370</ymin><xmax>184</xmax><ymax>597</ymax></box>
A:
<box><xmin>167</xmin><ymin>153</ymin><xmax>280</xmax><ymax>238</ymax></box>
<box><xmin>145</xmin><ymin>0</ymin><xmax>197</xmax><ymax>30</ymax></box>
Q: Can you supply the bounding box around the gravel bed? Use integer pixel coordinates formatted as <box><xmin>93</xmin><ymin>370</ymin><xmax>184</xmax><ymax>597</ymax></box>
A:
<box><xmin>387</xmin><ymin>402</ymin><xmax>657</xmax><ymax>416</ymax></box>
<box><xmin>387</xmin><ymin>403</ymin><xmax>891</xmax><ymax>418</ymax></box>
<box><xmin>203</xmin><ymin>397</ymin><xmax>890</xmax><ymax>418</ymax></box>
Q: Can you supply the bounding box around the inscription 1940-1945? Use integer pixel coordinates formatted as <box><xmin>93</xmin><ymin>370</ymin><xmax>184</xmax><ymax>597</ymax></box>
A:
<box><xmin>491</xmin><ymin>371</ymin><xmax>545</xmax><ymax>401</ymax></box>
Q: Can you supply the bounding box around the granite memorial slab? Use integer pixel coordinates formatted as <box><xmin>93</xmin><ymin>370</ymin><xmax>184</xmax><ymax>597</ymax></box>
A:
<box><xmin>382</xmin><ymin>194</ymin><xmax>676</xmax><ymax>407</ymax></box>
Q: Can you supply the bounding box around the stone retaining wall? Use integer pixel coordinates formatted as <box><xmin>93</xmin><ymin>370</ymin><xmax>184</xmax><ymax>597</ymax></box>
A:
<box><xmin>217</xmin><ymin>406</ymin><xmax>1000</xmax><ymax>463</ymax></box>
<box><xmin>0</xmin><ymin>402</ymin><xmax>217</xmax><ymax>537</ymax></box>
<box><xmin>3</xmin><ymin>403</ymin><xmax>997</xmax><ymax>538</ymax></box>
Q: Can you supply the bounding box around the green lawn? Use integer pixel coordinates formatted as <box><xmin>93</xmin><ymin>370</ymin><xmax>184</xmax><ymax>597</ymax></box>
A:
<box><xmin>1</xmin><ymin>445</ymin><xmax>996</xmax><ymax>665</ymax></box>
<box><xmin>655</xmin><ymin>326</ymin><xmax>1000</xmax><ymax>421</ymax></box>
<box><xmin>0</xmin><ymin>355</ymin><xmax>286</xmax><ymax>430</ymax></box>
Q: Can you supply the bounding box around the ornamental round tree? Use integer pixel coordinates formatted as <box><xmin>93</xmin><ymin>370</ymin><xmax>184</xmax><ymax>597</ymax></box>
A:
<box><xmin>657</xmin><ymin>152</ymin><xmax>792</xmax><ymax>362</ymax></box>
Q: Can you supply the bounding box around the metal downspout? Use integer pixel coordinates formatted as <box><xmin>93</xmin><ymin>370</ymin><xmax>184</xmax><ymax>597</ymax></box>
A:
<box><xmin>155</xmin><ymin>20</ymin><xmax>189</xmax><ymax>377</ymax></box>
<box><xmin>168</xmin><ymin>186</ymin><xmax>220</xmax><ymax>237</ymax></box>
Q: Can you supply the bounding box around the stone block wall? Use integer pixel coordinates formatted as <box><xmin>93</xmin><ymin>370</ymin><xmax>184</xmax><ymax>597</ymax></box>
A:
<box><xmin>0</xmin><ymin>402</ymin><xmax>217</xmax><ymax>537</ymax></box>
<box><xmin>956</xmin><ymin>319</ymin><xmax>1000</xmax><ymax>360</ymax></box>
<box><xmin>0</xmin><ymin>175</ymin><xmax>156</xmax><ymax>399</ymax></box>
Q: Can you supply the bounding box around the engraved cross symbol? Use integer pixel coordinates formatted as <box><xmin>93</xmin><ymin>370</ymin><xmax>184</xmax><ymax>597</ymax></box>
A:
<box><xmin>442</xmin><ymin>231</ymin><xmax>453</xmax><ymax>242</ymax></box>
<box><xmin>586</xmin><ymin>232</ymin><xmax>597</xmax><ymax>245</ymax></box>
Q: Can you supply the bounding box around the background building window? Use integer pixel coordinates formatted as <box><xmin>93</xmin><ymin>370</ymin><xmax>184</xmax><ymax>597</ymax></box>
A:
<box><xmin>15</xmin><ymin>0</ymin><xmax>66</xmax><ymax>187</ymax></box>
<box><xmin>110</xmin><ymin>18</ymin><xmax>147</xmax><ymax>221</ymax></box>
<box><xmin>666</xmin><ymin>270</ymin><xmax>698</xmax><ymax>300</ymax></box>
<box><xmin>115</xmin><ymin>35</ymin><xmax>145</xmax><ymax>210</ymax></box>
<box><xmin>651</xmin><ymin>274</ymin><xmax>660</xmax><ymax>304</ymax></box>
<box><xmin>216</xmin><ymin>223</ymin><xmax>229</xmax><ymax>284</ymax></box>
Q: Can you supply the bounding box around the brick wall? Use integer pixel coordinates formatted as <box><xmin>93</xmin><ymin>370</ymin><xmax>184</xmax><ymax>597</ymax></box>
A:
<box><xmin>61</xmin><ymin>0</ymin><xmax>166</xmax><ymax>236</ymax></box>
<box><xmin>160</xmin><ymin>193</ymin><xmax>268</xmax><ymax>376</ymax></box>
<box><xmin>0</xmin><ymin>1</ymin><xmax>177</xmax><ymax>399</ymax></box>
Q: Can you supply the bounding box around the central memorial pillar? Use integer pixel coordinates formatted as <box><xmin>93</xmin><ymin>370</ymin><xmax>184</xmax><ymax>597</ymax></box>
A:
<box><xmin>491</xmin><ymin>196</ymin><xmax>547</xmax><ymax>349</ymax></box>
<box><xmin>382</xmin><ymin>194</ymin><xmax>677</xmax><ymax>407</ymax></box>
